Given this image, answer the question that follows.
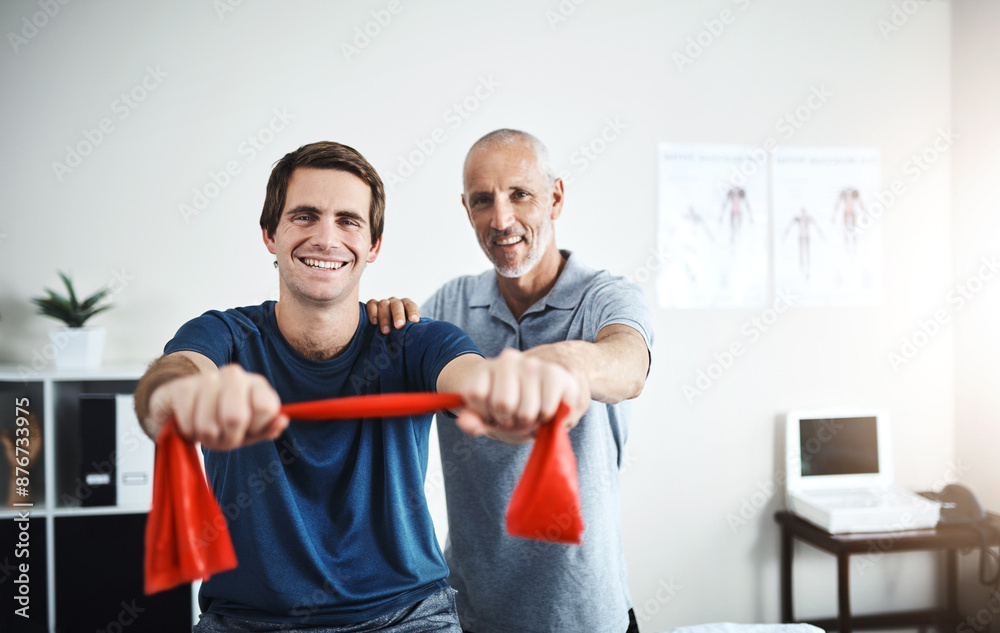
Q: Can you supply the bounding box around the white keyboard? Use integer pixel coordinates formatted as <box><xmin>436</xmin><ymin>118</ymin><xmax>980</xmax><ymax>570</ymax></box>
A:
<box><xmin>802</xmin><ymin>488</ymin><xmax>929</xmax><ymax>509</ymax></box>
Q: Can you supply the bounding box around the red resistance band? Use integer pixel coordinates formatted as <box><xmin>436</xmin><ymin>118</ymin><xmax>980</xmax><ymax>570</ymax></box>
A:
<box><xmin>144</xmin><ymin>393</ymin><xmax>583</xmax><ymax>595</ymax></box>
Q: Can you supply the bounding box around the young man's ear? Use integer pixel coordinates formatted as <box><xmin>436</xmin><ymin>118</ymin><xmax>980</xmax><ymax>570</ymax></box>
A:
<box><xmin>367</xmin><ymin>236</ymin><xmax>382</xmax><ymax>263</ymax></box>
<box><xmin>263</xmin><ymin>227</ymin><xmax>276</xmax><ymax>254</ymax></box>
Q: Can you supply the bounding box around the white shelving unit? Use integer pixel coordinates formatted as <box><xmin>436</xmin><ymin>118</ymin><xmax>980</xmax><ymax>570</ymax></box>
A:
<box><xmin>0</xmin><ymin>363</ymin><xmax>195</xmax><ymax>632</ymax></box>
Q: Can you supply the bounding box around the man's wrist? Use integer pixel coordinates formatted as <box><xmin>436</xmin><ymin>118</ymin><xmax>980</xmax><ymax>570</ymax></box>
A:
<box><xmin>134</xmin><ymin>354</ymin><xmax>200</xmax><ymax>437</ymax></box>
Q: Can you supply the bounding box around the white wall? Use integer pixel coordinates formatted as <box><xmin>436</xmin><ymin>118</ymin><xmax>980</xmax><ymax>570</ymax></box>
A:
<box><xmin>952</xmin><ymin>0</ymin><xmax>1000</xmax><ymax>516</ymax></box>
<box><xmin>0</xmin><ymin>0</ymin><xmax>982</xmax><ymax>629</ymax></box>
<box><xmin>952</xmin><ymin>0</ymin><xmax>1000</xmax><ymax>615</ymax></box>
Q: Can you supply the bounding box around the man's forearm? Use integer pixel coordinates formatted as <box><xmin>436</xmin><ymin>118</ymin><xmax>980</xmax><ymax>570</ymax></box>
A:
<box><xmin>133</xmin><ymin>354</ymin><xmax>201</xmax><ymax>439</ymax></box>
<box><xmin>524</xmin><ymin>327</ymin><xmax>649</xmax><ymax>405</ymax></box>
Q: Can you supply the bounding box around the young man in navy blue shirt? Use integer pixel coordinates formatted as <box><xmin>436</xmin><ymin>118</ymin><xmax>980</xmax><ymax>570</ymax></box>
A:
<box><xmin>133</xmin><ymin>141</ymin><xmax>590</xmax><ymax>632</ymax></box>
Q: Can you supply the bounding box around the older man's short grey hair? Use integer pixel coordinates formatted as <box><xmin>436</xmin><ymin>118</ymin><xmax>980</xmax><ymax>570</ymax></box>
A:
<box><xmin>464</xmin><ymin>129</ymin><xmax>556</xmax><ymax>188</ymax></box>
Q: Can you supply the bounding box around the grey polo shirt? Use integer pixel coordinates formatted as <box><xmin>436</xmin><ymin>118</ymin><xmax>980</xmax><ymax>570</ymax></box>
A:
<box><xmin>423</xmin><ymin>251</ymin><xmax>654</xmax><ymax>633</ymax></box>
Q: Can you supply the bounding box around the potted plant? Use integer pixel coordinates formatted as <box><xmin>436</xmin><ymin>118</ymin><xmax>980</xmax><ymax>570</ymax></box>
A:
<box><xmin>31</xmin><ymin>272</ymin><xmax>113</xmax><ymax>369</ymax></box>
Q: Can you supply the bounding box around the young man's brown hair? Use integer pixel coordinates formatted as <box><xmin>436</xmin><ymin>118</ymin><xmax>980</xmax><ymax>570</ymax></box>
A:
<box><xmin>260</xmin><ymin>141</ymin><xmax>385</xmax><ymax>244</ymax></box>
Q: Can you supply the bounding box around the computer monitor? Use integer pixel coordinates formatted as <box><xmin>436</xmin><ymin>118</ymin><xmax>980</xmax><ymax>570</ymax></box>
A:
<box><xmin>785</xmin><ymin>408</ymin><xmax>894</xmax><ymax>493</ymax></box>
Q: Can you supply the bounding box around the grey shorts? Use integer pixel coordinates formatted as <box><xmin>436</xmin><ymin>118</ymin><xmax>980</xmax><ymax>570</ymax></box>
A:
<box><xmin>192</xmin><ymin>588</ymin><xmax>461</xmax><ymax>633</ymax></box>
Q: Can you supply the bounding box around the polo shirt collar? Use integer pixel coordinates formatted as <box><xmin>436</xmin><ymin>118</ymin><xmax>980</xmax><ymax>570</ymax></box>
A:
<box><xmin>539</xmin><ymin>250</ymin><xmax>590</xmax><ymax>310</ymax></box>
<box><xmin>468</xmin><ymin>250</ymin><xmax>589</xmax><ymax>321</ymax></box>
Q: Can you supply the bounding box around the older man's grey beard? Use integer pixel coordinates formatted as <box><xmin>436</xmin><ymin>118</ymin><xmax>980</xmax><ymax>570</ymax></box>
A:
<box><xmin>484</xmin><ymin>218</ymin><xmax>554</xmax><ymax>279</ymax></box>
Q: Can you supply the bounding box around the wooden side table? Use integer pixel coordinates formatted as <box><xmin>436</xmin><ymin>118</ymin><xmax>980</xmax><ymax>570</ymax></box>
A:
<box><xmin>775</xmin><ymin>510</ymin><xmax>1000</xmax><ymax>633</ymax></box>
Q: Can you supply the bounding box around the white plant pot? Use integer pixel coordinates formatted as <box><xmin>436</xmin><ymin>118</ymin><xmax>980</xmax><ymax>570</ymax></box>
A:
<box><xmin>49</xmin><ymin>327</ymin><xmax>106</xmax><ymax>369</ymax></box>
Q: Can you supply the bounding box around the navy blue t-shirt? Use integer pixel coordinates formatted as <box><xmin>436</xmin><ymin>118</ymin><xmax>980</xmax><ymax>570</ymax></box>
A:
<box><xmin>163</xmin><ymin>301</ymin><xmax>480</xmax><ymax>625</ymax></box>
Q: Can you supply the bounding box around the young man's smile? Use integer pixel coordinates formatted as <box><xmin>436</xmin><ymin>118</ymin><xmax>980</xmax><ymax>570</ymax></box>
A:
<box><xmin>264</xmin><ymin>167</ymin><xmax>381</xmax><ymax>306</ymax></box>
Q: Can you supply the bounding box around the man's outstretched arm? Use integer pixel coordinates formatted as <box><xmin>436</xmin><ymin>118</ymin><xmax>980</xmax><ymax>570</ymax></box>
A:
<box><xmin>522</xmin><ymin>324</ymin><xmax>649</xmax><ymax>404</ymax></box>
<box><xmin>366</xmin><ymin>298</ymin><xmax>649</xmax><ymax>405</ymax></box>
<box><xmin>436</xmin><ymin>349</ymin><xmax>591</xmax><ymax>445</ymax></box>
<box><xmin>134</xmin><ymin>351</ymin><xmax>288</xmax><ymax>448</ymax></box>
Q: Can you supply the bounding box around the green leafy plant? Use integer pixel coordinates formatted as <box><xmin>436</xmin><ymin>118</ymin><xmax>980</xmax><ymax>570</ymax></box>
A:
<box><xmin>31</xmin><ymin>272</ymin><xmax>113</xmax><ymax>328</ymax></box>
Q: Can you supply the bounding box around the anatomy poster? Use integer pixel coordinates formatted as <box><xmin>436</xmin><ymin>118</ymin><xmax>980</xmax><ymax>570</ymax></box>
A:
<box><xmin>771</xmin><ymin>147</ymin><xmax>883</xmax><ymax>306</ymax></box>
<box><xmin>656</xmin><ymin>143</ymin><xmax>769</xmax><ymax>309</ymax></box>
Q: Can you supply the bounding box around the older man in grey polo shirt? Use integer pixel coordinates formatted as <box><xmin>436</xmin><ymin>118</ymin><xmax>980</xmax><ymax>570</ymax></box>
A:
<box><xmin>368</xmin><ymin>129</ymin><xmax>653</xmax><ymax>633</ymax></box>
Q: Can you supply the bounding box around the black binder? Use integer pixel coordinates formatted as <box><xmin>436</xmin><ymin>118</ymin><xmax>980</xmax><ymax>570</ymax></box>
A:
<box><xmin>78</xmin><ymin>394</ymin><xmax>116</xmax><ymax>507</ymax></box>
